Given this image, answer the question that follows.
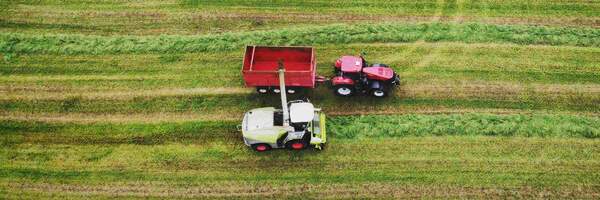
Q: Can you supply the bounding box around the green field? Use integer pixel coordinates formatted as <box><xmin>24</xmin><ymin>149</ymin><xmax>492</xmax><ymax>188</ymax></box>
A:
<box><xmin>1</xmin><ymin>0</ymin><xmax>600</xmax><ymax>199</ymax></box>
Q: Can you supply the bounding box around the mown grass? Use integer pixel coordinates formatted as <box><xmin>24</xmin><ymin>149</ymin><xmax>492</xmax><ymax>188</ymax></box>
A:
<box><xmin>2</xmin><ymin>1</ymin><xmax>600</xmax><ymax>198</ymax></box>
<box><xmin>1</xmin><ymin>136</ymin><xmax>599</xmax><ymax>198</ymax></box>
<box><xmin>186</xmin><ymin>0</ymin><xmax>600</xmax><ymax>17</ymax></box>
<box><xmin>330</xmin><ymin>114</ymin><xmax>600</xmax><ymax>139</ymax></box>
<box><xmin>1</xmin><ymin>90</ymin><xmax>598</xmax><ymax>118</ymax></box>
<box><xmin>2</xmin><ymin>0</ymin><xmax>598</xmax><ymax>36</ymax></box>
<box><xmin>0</xmin><ymin>120</ymin><xmax>238</xmax><ymax>145</ymax></box>
<box><xmin>2</xmin><ymin>23</ymin><xmax>599</xmax><ymax>56</ymax></box>
<box><xmin>1</xmin><ymin>114</ymin><xmax>598</xmax><ymax>146</ymax></box>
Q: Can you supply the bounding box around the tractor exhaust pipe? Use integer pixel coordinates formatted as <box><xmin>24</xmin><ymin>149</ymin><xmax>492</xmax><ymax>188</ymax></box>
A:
<box><xmin>278</xmin><ymin>60</ymin><xmax>290</xmax><ymax>126</ymax></box>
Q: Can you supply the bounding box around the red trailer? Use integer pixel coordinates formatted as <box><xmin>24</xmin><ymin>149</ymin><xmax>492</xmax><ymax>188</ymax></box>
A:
<box><xmin>242</xmin><ymin>46</ymin><xmax>318</xmax><ymax>94</ymax></box>
<box><xmin>242</xmin><ymin>45</ymin><xmax>400</xmax><ymax>97</ymax></box>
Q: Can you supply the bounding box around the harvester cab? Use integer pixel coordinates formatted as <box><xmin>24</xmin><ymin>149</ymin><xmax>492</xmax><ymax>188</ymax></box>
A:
<box><xmin>332</xmin><ymin>54</ymin><xmax>400</xmax><ymax>97</ymax></box>
<box><xmin>241</xmin><ymin>62</ymin><xmax>326</xmax><ymax>152</ymax></box>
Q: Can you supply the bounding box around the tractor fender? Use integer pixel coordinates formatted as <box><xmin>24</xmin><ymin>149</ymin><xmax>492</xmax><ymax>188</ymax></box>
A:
<box><xmin>331</xmin><ymin>76</ymin><xmax>354</xmax><ymax>86</ymax></box>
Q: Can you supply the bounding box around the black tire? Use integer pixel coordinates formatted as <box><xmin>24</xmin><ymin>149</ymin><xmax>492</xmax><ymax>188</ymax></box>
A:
<box><xmin>285</xmin><ymin>140</ymin><xmax>307</xmax><ymax>150</ymax></box>
<box><xmin>371</xmin><ymin>89</ymin><xmax>387</xmax><ymax>97</ymax></box>
<box><xmin>271</xmin><ymin>87</ymin><xmax>281</xmax><ymax>94</ymax></box>
<box><xmin>251</xmin><ymin>143</ymin><xmax>272</xmax><ymax>152</ymax></box>
<box><xmin>256</xmin><ymin>87</ymin><xmax>269</xmax><ymax>94</ymax></box>
<box><xmin>313</xmin><ymin>143</ymin><xmax>326</xmax><ymax>151</ymax></box>
<box><xmin>286</xmin><ymin>87</ymin><xmax>300</xmax><ymax>94</ymax></box>
<box><xmin>334</xmin><ymin>85</ymin><xmax>354</xmax><ymax>96</ymax></box>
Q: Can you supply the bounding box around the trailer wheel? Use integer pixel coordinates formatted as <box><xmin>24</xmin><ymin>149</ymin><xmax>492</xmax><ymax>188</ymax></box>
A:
<box><xmin>286</xmin><ymin>140</ymin><xmax>307</xmax><ymax>150</ymax></box>
<box><xmin>334</xmin><ymin>85</ymin><xmax>354</xmax><ymax>96</ymax></box>
<box><xmin>286</xmin><ymin>88</ymin><xmax>297</xmax><ymax>94</ymax></box>
<box><xmin>256</xmin><ymin>87</ymin><xmax>269</xmax><ymax>94</ymax></box>
<box><xmin>371</xmin><ymin>89</ymin><xmax>387</xmax><ymax>97</ymax></box>
<box><xmin>272</xmin><ymin>88</ymin><xmax>281</xmax><ymax>94</ymax></box>
<box><xmin>251</xmin><ymin>143</ymin><xmax>272</xmax><ymax>152</ymax></box>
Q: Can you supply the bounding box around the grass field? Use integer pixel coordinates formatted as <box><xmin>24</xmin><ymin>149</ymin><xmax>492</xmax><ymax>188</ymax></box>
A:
<box><xmin>1</xmin><ymin>0</ymin><xmax>599</xmax><ymax>199</ymax></box>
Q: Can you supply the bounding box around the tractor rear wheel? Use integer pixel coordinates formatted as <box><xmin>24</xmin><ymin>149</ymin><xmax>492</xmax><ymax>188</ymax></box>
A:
<box><xmin>334</xmin><ymin>85</ymin><xmax>354</xmax><ymax>96</ymax></box>
<box><xmin>285</xmin><ymin>140</ymin><xmax>307</xmax><ymax>150</ymax></box>
<box><xmin>251</xmin><ymin>143</ymin><xmax>272</xmax><ymax>152</ymax></box>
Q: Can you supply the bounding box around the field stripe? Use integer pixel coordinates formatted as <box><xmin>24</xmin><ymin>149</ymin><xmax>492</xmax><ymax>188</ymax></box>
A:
<box><xmin>0</xmin><ymin>111</ymin><xmax>241</xmax><ymax>123</ymax></box>
<box><xmin>2</xmin><ymin>108</ymin><xmax>598</xmax><ymax>124</ymax></box>
<box><xmin>2</xmin><ymin>182</ymin><xmax>598</xmax><ymax>199</ymax></box>
<box><xmin>0</xmin><ymin>87</ymin><xmax>253</xmax><ymax>100</ymax></box>
<box><xmin>2</xmin><ymin>82</ymin><xmax>598</xmax><ymax>102</ymax></box>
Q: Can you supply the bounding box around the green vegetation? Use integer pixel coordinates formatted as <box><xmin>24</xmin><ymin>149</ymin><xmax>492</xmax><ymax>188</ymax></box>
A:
<box><xmin>1</xmin><ymin>114</ymin><xmax>598</xmax><ymax>146</ymax></box>
<box><xmin>2</xmin><ymin>23</ymin><xmax>599</xmax><ymax>55</ymax></box>
<box><xmin>1</xmin><ymin>0</ymin><xmax>599</xmax><ymax>198</ymax></box>
<box><xmin>330</xmin><ymin>114</ymin><xmax>600</xmax><ymax>139</ymax></box>
<box><xmin>1</xmin><ymin>137</ymin><xmax>599</xmax><ymax>198</ymax></box>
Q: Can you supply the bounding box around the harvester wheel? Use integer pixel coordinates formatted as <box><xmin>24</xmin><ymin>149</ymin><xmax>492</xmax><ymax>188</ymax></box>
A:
<box><xmin>251</xmin><ymin>143</ymin><xmax>272</xmax><ymax>152</ymax></box>
<box><xmin>334</xmin><ymin>85</ymin><xmax>354</xmax><ymax>96</ymax></box>
<box><xmin>286</xmin><ymin>140</ymin><xmax>307</xmax><ymax>150</ymax></box>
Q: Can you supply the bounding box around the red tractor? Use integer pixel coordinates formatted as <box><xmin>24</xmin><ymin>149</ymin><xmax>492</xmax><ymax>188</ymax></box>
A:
<box><xmin>332</xmin><ymin>55</ymin><xmax>400</xmax><ymax>97</ymax></box>
<box><xmin>242</xmin><ymin>46</ymin><xmax>400</xmax><ymax>97</ymax></box>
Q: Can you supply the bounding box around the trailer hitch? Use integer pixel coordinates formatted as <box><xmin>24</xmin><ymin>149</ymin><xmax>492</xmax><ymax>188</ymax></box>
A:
<box><xmin>315</xmin><ymin>75</ymin><xmax>329</xmax><ymax>84</ymax></box>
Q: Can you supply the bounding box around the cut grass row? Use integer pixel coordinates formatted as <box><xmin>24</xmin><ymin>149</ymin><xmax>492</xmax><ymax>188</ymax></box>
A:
<box><xmin>2</xmin><ymin>114</ymin><xmax>598</xmax><ymax>146</ymax></box>
<box><xmin>1</xmin><ymin>137</ymin><xmax>599</xmax><ymax>198</ymax></box>
<box><xmin>2</xmin><ymin>0</ymin><xmax>598</xmax><ymax>35</ymax></box>
<box><xmin>1</xmin><ymin>82</ymin><xmax>598</xmax><ymax>114</ymax></box>
<box><xmin>2</xmin><ymin>22</ymin><xmax>599</xmax><ymax>56</ymax></box>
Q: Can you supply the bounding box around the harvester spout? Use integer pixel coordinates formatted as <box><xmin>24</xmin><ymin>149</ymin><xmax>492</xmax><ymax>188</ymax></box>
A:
<box><xmin>278</xmin><ymin>60</ymin><xmax>290</xmax><ymax>126</ymax></box>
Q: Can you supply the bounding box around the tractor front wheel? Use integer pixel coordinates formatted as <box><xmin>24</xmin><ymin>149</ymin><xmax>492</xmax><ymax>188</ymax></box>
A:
<box><xmin>334</xmin><ymin>85</ymin><xmax>354</xmax><ymax>96</ymax></box>
<box><xmin>251</xmin><ymin>143</ymin><xmax>272</xmax><ymax>152</ymax></box>
<box><xmin>371</xmin><ymin>89</ymin><xmax>387</xmax><ymax>97</ymax></box>
<box><xmin>286</xmin><ymin>140</ymin><xmax>307</xmax><ymax>150</ymax></box>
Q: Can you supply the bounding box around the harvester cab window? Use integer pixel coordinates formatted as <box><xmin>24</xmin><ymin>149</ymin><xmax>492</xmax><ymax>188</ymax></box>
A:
<box><xmin>273</xmin><ymin>111</ymin><xmax>283</xmax><ymax>126</ymax></box>
<box><xmin>292</xmin><ymin>122</ymin><xmax>308</xmax><ymax>132</ymax></box>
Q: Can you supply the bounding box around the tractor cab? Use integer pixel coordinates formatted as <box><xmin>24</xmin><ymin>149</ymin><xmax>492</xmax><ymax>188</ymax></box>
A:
<box><xmin>335</xmin><ymin>55</ymin><xmax>366</xmax><ymax>73</ymax></box>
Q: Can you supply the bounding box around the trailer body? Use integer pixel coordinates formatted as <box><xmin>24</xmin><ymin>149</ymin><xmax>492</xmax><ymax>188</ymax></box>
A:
<box><xmin>242</xmin><ymin>46</ymin><xmax>316</xmax><ymax>91</ymax></box>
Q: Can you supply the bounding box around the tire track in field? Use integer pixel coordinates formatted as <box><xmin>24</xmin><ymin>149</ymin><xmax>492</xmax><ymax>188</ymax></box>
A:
<box><xmin>0</xmin><ymin>87</ymin><xmax>253</xmax><ymax>100</ymax></box>
<box><xmin>398</xmin><ymin>82</ymin><xmax>600</xmax><ymax>100</ymax></box>
<box><xmin>0</xmin><ymin>111</ymin><xmax>242</xmax><ymax>123</ymax></box>
<box><xmin>415</xmin><ymin>0</ymin><xmax>464</xmax><ymax>68</ymax></box>
<box><xmin>2</xmin><ymin>82</ymin><xmax>598</xmax><ymax>101</ymax></box>
<box><xmin>0</xmin><ymin>74</ymin><xmax>180</xmax><ymax>81</ymax></box>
